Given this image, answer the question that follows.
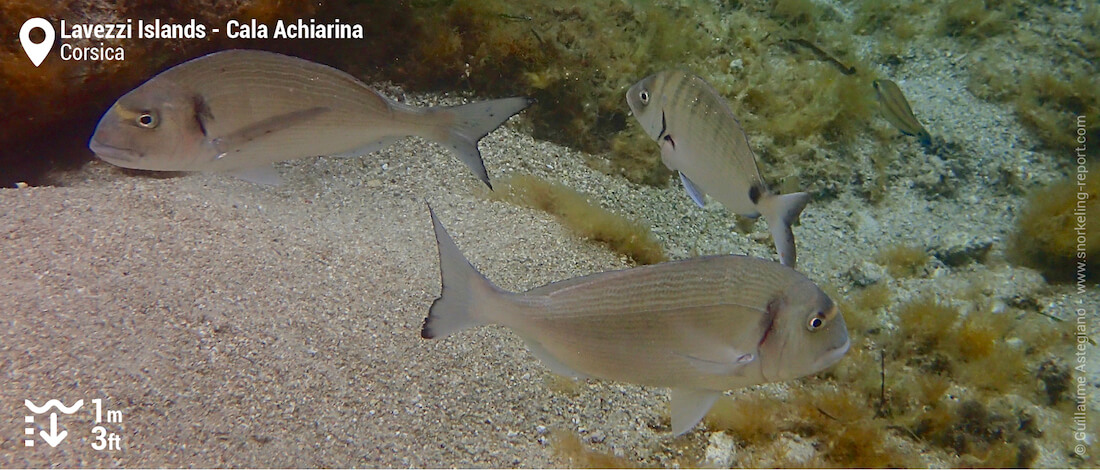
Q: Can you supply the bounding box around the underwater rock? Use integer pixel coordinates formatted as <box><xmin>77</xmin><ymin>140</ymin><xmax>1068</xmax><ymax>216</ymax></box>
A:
<box><xmin>911</xmin><ymin>155</ymin><xmax>956</xmax><ymax>197</ymax></box>
<box><xmin>848</xmin><ymin>260</ymin><xmax>888</xmax><ymax>286</ymax></box>
<box><xmin>776</xmin><ymin>433</ymin><xmax>816</xmax><ymax>466</ymax></box>
<box><xmin>930</xmin><ymin>232</ymin><xmax>993</xmax><ymax>266</ymax></box>
<box><xmin>976</xmin><ymin>266</ymin><xmax>1047</xmax><ymax>315</ymax></box>
<box><xmin>1008</xmin><ymin>168</ymin><xmax>1099</xmax><ymax>283</ymax></box>
<box><xmin>703</xmin><ymin>432</ymin><xmax>736</xmax><ymax>468</ymax></box>
<box><xmin>1037</xmin><ymin>359</ymin><xmax>1072</xmax><ymax>406</ymax></box>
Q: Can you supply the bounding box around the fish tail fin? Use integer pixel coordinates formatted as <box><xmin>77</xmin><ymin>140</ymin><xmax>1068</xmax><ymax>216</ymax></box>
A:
<box><xmin>431</xmin><ymin>97</ymin><xmax>533</xmax><ymax>189</ymax></box>
<box><xmin>759</xmin><ymin>192</ymin><xmax>811</xmax><ymax>268</ymax></box>
<box><xmin>422</xmin><ymin>205</ymin><xmax>508</xmax><ymax>339</ymax></box>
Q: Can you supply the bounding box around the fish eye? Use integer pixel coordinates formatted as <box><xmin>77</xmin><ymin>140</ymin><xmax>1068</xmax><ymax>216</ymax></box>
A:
<box><xmin>639</xmin><ymin>90</ymin><xmax>650</xmax><ymax>105</ymax></box>
<box><xmin>136</xmin><ymin>111</ymin><xmax>159</xmax><ymax>129</ymax></box>
<box><xmin>807</xmin><ymin>313</ymin><xmax>826</xmax><ymax>331</ymax></box>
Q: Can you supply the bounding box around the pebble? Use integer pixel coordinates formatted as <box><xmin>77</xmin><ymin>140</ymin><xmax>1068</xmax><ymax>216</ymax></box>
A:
<box><xmin>930</xmin><ymin>232</ymin><xmax>994</xmax><ymax>266</ymax></box>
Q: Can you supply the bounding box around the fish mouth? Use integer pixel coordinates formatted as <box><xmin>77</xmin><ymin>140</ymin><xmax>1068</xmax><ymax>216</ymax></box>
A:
<box><xmin>814</xmin><ymin>337</ymin><xmax>851</xmax><ymax>370</ymax></box>
<box><xmin>88</xmin><ymin>139</ymin><xmax>138</xmax><ymax>164</ymax></box>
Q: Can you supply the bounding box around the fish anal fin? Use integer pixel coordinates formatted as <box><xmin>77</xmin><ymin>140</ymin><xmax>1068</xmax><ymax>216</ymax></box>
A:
<box><xmin>225</xmin><ymin>164</ymin><xmax>282</xmax><ymax>186</ymax></box>
<box><xmin>679</xmin><ymin>172</ymin><xmax>706</xmax><ymax>208</ymax></box>
<box><xmin>670</xmin><ymin>389</ymin><xmax>720</xmax><ymax>436</ymax></box>
<box><xmin>212</xmin><ymin>106</ymin><xmax>329</xmax><ymax>155</ymax></box>
<box><xmin>522</xmin><ymin>336</ymin><xmax>589</xmax><ymax>379</ymax></box>
<box><xmin>329</xmin><ymin>137</ymin><xmax>400</xmax><ymax>158</ymax></box>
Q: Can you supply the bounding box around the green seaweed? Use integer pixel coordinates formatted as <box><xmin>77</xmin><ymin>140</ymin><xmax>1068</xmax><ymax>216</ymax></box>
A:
<box><xmin>1015</xmin><ymin>72</ymin><xmax>1100</xmax><ymax>156</ymax></box>
<box><xmin>938</xmin><ymin>0</ymin><xmax>1012</xmax><ymax>39</ymax></box>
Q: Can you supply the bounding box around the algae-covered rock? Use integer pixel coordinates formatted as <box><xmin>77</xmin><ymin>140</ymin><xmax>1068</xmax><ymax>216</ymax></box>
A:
<box><xmin>930</xmin><ymin>232</ymin><xmax>993</xmax><ymax>267</ymax></box>
<box><xmin>1008</xmin><ymin>167</ymin><xmax>1099</xmax><ymax>283</ymax></box>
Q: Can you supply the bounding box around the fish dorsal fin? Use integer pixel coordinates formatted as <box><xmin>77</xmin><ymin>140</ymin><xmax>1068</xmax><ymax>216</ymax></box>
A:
<box><xmin>670</xmin><ymin>388</ymin><xmax>720</xmax><ymax>436</ymax></box>
<box><xmin>225</xmin><ymin>164</ymin><xmax>282</xmax><ymax>186</ymax></box>
<box><xmin>679</xmin><ymin>172</ymin><xmax>706</xmax><ymax>208</ymax></box>
<box><xmin>211</xmin><ymin>106</ymin><xmax>330</xmax><ymax>155</ymax></box>
<box><xmin>522</xmin><ymin>336</ymin><xmax>589</xmax><ymax>379</ymax></box>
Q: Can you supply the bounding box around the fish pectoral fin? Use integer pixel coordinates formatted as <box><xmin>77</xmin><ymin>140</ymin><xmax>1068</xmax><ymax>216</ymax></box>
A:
<box><xmin>211</xmin><ymin>106</ymin><xmax>330</xmax><ymax>155</ymax></box>
<box><xmin>522</xmin><ymin>336</ymin><xmax>589</xmax><ymax>379</ymax></box>
<box><xmin>679</xmin><ymin>172</ymin><xmax>707</xmax><ymax>208</ymax></box>
<box><xmin>669</xmin><ymin>389</ymin><xmax>720</xmax><ymax>436</ymax></box>
<box><xmin>225</xmin><ymin>165</ymin><xmax>282</xmax><ymax>186</ymax></box>
<box><xmin>677</xmin><ymin>349</ymin><xmax>756</xmax><ymax>376</ymax></box>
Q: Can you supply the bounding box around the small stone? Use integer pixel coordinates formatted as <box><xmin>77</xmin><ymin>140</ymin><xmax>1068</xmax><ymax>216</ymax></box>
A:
<box><xmin>703</xmin><ymin>432</ymin><xmax>735</xmax><ymax>468</ymax></box>
<box><xmin>777</xmin><ymin>434</ymin><xmax>815</xmax><ymax>465</ymax></box>
<box><xmin>848</xmin><ymin>261</ymin><xmax>887</xmax><ymax>286</ymax></box>
<box><xmin>931</xmin><ymin>232</ymin><xmax>993</xmax><ymax>266</ymax></box>
<box><xmin>366</xmin><ymin>179</ymin><xmax>382</xmax><ymax>188</ymax></box>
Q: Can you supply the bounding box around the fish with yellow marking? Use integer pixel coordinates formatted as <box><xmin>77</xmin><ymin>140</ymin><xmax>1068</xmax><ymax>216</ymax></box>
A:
<box><xmin>421</xmin><ymin>207</ymin><xmax>850</xmax><ymax>436</ymax></box>
<box><xmin>626</xmin><ymin>70</ymin><xmax>811</xmax><ymax>267</ymax></box>
<box><xmin>89</xmin><ymin>49</ymin><xmax>532</xmax><ymax>187</ymax></box>
<box><xmin>873</xmin><ymin>78</ymin><xmax>932</xmax><ymax>146</ymax></box>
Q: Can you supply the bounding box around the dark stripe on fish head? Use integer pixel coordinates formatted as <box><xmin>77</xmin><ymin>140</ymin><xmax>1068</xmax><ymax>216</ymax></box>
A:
<box><xmin>658</xmin><ymin>110</ymin><xmax>668</xmax><ymax>140</ymax></box>
<box><xmin>758</xmin><ymin>297</ymin><xmax>782</xmax><ymax>383</ymax></box>
<box><xmin>192</xmin><ymin>94</ymin><xmax>214</xmax><ymax>137</ymax></box>
<box><xmin>758</xmin><ymin>297</ymin><xmax>779</xmax><ymax>348</ymax></box>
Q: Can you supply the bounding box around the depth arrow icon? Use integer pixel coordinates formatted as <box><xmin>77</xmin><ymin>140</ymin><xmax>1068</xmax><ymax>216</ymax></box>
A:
<box><xmin>40</xmin><ymin>413</ymin><xmax>67</xmax><ymax>447</ymax></box>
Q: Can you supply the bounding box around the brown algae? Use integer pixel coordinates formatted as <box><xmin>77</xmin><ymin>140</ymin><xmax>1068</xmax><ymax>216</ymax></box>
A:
<box><xmin>1008</xmin><ymin>166</ymin><xmax>1099</xmax><ymax>283</ymax></box>
<box><xmin>490</xmin><ymin>174</ymin><xmax>666</xmax><ymax>265</ymax></box>
<box><xmin>875</xmin><ymin>244</ymin><xmax>931</xmax><ymax>278</ymax></box>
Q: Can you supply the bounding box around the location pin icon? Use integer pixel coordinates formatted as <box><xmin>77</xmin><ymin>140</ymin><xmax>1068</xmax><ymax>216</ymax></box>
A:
<box><xmin>20</xmin><ymin>18</ymin><xmax>55</xmax><ymax>67</ymax></box>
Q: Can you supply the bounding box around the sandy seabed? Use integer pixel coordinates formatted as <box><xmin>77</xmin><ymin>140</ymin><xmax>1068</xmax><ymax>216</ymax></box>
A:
<box><xmin>1</xmin><ymin>119</ymin><xmax>680</xmax><ymax>467</ymax></box>
<box><xmin>1</xmin><ymin>85</ymin><xmax>1096</xmax><ymax>467</ymax></box>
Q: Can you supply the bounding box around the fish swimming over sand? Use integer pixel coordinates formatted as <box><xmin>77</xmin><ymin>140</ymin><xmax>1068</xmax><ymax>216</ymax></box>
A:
<box><xmin>89</xmin><ymin>49</ymin><xmax>532</xmax><ymax>187</ymax></box>
<box><xmin>421</xmin><ymin>207</ymin><xmax>850</xmax><ymax>436</ymax></box>
<box><xmin>626</xmin><ymin>70</ymin><xmax>811</xmax><ymax>267</ymax></box>
<box><xmin>873</xmin><ymin>78</ymin><xmax>932</xmax><ymax>146</ymax></box>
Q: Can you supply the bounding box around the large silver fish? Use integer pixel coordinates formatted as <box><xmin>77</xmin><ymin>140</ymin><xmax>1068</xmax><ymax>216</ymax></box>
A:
<box><xmin>626</xmin><ymin>70</ymin><xmax>811</xmax><ymax>267</ymax></box>
<box><xmin>89</xmin><ymin>49</ymin><xmax>532</xmax><ymax>187</ymax></box>
<box><xmin>421</xmin><ymin>208</ymin><xmax>850</xmax><ymax>436</ymax></box>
